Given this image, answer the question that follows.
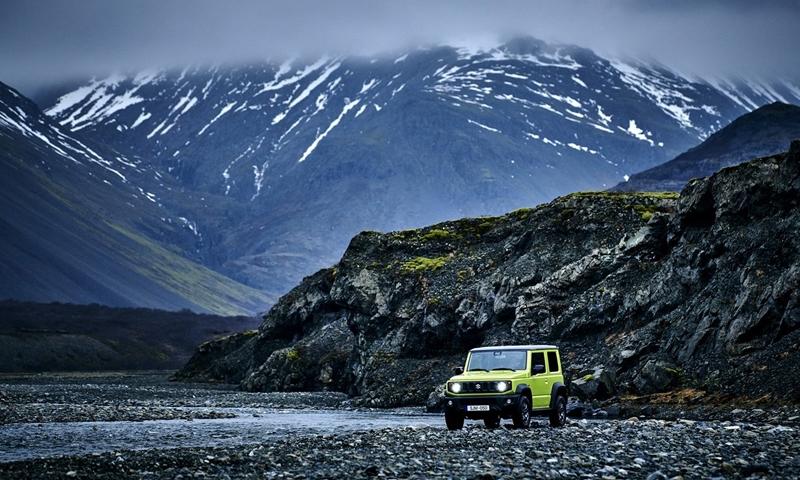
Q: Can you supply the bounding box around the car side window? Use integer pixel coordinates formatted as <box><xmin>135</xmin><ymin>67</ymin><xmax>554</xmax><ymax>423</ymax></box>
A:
<box><xmin>547</xmin><ymin>351</ymin><xmax>560</xmax><ymax>373</ymax></box>
<box><xmin>531</xmin><ymin>352</ymin><xmax>545</xmax><ymax>374</ymax></box>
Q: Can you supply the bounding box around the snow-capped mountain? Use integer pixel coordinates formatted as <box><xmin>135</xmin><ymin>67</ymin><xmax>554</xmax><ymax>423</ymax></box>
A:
<box><xmin>0</xmin><ymin>81</ymin><xmax>271</xmax><ymax>314</ymax></box>
<box><xmin>18</xmin><ymin>37</ymin><xmax>800</xmax><ymax>304</ymax></box>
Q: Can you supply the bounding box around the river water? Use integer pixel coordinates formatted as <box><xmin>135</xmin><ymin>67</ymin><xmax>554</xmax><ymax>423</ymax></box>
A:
<box><xmin>0</xmin><ymin>408</ymin><xmax>442</xmax><ymax>462</ymax></box>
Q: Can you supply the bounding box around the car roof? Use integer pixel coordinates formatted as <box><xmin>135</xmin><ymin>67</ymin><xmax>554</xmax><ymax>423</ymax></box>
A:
<box><xmin>470</xmin><ymin>344</ymin><xmax>557</xmax><ymax>352</ymax></box>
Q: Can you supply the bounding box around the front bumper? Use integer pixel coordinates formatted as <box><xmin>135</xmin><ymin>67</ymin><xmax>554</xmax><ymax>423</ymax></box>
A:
<box><xmin>444</xmin><ymin>394</ymin><xmax>521</xmax><ymax>419</ymax></box>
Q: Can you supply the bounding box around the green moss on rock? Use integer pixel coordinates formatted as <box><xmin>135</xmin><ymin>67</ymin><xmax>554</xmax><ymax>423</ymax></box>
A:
<box><xmin>421</xmin><ymin>229</ymin><xmax>455</xmax><ymax>241</ymax></box>
<box><xmin>286</xmin><ymin>348</ymin><xmax>301</xmax><ymax>362</ymax></box>
<box><xmin>400</xmin><ymin>256</ymin><xmax>450</xmax><ymax>273</ymax></box>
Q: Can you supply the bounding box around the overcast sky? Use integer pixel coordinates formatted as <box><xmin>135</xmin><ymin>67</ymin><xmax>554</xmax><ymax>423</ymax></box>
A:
<box><xmin>2</xmin><ymin>0</ymin><xmax>799</xmax><ymax>96</ymax></box>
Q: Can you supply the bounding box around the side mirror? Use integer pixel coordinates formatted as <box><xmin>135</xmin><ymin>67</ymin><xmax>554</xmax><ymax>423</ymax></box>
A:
<box><xmin>532</xmin><ymin>364</ymin><xmax>545</xmax><ymax>375</ymax></box>
<box><xmin>452</xmin><ymin>366</ymin><xmax>464</xmax><ymax>375</ymax></box>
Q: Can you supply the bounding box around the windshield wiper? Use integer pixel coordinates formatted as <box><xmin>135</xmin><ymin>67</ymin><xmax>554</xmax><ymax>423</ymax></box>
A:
<box><xmin>467</xmin><ymin>368</ymin><xmax>489</xmax><ymax>372</ymax></box>
<box><xmin>490</xmin><ymin>367</ymin><xmax>515</xmax><ymax>371</ymax></box>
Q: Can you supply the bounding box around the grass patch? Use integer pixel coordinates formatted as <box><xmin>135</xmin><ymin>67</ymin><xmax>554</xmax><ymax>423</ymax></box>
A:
<box><xmin>286</xmin><ymin>348</ymin><xmax>301</xmax><ymax>362</ymax></box>
<box><xmin>401</xmin><ymin>256</ymin><xmax>450</xmax><ymax>273</ymax></box>
<box><xmin>510</xmin><ymin>207</ymin><xmax>533</xmax><ymax>221</ymax></box>
<box><xmin>421</xmin><ymin>229</ymin><xmax>456</xmax><ymax>241</ymax></box>
<box><xmin>569</xmin><ymin>191</ymin><xmax>679</xmax><ymax>201</ymax></box>
<box><xmin>476</xmin><ymin>221</ymin><xmax>497</xmax><ymax>235</ymax></box>
<box><xmin>456</xmin><ymin>268</ymin><xmax>474</xmax><ymax>282</ymax></box>
<box><xmin>633</xmin><ymin>205</ymin><xmax>656</xmax><ymax>221</ymax></box>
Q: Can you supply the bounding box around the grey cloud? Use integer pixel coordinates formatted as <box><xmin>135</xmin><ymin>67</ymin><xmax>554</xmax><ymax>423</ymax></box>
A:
<box><xmin>1</xmin><ymin>0</ymin><xmax>799</xmax><ymax>96</ymax></box>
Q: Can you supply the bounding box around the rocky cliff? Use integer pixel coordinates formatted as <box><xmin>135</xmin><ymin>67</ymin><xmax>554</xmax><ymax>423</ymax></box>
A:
<box><xmin>178</xmin><ymin>141</ymin><xmax>800</xmax><ymax>407</ymax></box>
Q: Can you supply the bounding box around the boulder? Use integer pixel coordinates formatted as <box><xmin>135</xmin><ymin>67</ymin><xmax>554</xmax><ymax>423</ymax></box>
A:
<box><xmin>425</xmin><ymin>383</ymin><xmax>447</xmax><ymax>413</ymax></box>
<box><xmin>571</xmin><ymin>366</ymin><xmax>616</xmax><ymax>400</ymax></box>
<box><xmin>566</xmin><ymin>397</ymin><xmax>587</xmax><ymax>418</ymax></box>
<box><xmin>634</xmin><ymin>359</ymin><xmax>681</xmax><ymax>394</ymax></box>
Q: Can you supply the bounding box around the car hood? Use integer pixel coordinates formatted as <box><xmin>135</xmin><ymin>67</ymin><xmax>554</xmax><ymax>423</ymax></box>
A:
<box><xmin>447</xmin><ymin>370</ymin><xmax>529</xmax><ymax>382</ymax></box>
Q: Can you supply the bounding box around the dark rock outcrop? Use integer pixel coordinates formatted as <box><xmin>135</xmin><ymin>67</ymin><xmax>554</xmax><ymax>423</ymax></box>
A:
<box><xmin>178</xmin><ymin>141</ymin><xmax>800</xmax><ymax>406</ymax></box>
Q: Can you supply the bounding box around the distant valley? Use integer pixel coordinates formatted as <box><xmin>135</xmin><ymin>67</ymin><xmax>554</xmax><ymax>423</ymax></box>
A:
<box><xmin>0</xmin><ymin>301</ymin><xmax>258</xmax><ymax>372</ymax></box>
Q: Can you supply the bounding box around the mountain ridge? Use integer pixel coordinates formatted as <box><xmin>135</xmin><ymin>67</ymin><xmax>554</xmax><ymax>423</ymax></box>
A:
<box><xmin>3</xmin><ymin>36</ymin><xmax>800</xmax><ymax>312</ymax></box>
<box><xmin>36</xmin><ymin>37</ymin><xmax>800</xmax><ymax>303</ymax></box>
<box><xmin>614</xmin><ymin>102</ymin><xmax>800</xmax><ymax>191</ymax></box>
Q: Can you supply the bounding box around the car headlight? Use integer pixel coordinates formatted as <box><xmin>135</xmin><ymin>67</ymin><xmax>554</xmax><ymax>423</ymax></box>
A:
<box><xmin>449</xmin><ymin>382</ymin><xmax>462</xmax><ymax>393</ymax></box>
<box><xmin>495</xmin><ymin>381</ymin><xmax>510</xmax><ymax>392</ymax></box>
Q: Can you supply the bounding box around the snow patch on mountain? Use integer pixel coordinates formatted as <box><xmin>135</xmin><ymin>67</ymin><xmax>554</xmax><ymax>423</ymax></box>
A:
<box><xmin>298</xmin><ymin>98</ymin><xmax>361</xmax><ymax>163</ymax></box>
<box><xmin>273</xmin><ymin>61</ymin><xmax>341</xmax><ymax>125</ymax></box>
<box><xmin>621</xmin><ymin>119</ymin><xmax>654</xmax><ymax>146</ymax></box>
<box><xmin>257</xmin><ymin>58</ymin><xmax>326</xmax><ymax>95</ymax></box>
<box><xmin>468</xmin><ymin>119</ymin><xmax>501</xmax><ymax>133</ymax></box>
<box><xmin>198</xmin><ymin>102</ymin><xmax>237</xmax><ymax>136</ymax></box>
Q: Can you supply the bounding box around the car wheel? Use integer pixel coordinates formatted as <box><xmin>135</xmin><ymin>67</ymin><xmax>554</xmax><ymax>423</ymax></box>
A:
<box><xmin>549</xmin><ymin>395</ymin><xmax>567</xmax><ymax>427</ymax></box>
<box><xmin>512</xmin><ymin>397</ymin><xmax>531</xmax><ymax>429</ymax></box>
<box><xmin>445</xmin><ymin>410</ymin><xmax>464</xmax><ymax>430</ymax></box>
<box><xmin>483</xmin><ymin>415</ymin><xmax>501</xmax><ymax>429</ymax></box>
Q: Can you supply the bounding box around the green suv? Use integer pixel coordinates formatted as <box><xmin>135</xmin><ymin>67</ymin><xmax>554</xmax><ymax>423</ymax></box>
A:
<box><xmin>443</xmin><ymin>345</ymin><xmax>567</xmax><ymax>429</ymax></box>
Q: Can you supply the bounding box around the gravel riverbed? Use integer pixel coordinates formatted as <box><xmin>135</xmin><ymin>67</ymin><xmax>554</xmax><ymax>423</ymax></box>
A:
<box><xmin>1</xmin><ymin>372</ymin><xmax>799</xmax><ymax>479</ymax></box>
<box><xmin>0</xmin><ymin>372</ymin><xmax>349</xmax><ymax>423</ymax></box>
<box><xmin>2</xmin><ymin>419</ymin><xmax>798</xmax><ymax>479</ymax></box>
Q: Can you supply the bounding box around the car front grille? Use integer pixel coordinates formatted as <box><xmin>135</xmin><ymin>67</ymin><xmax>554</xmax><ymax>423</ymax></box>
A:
<box><xmin>460</xmin><ymin>381</ymin><xmax>496</xmax><ymax>393</ymax></box>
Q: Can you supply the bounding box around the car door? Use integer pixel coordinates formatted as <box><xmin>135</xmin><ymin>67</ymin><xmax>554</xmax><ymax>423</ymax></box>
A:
<box><xmin>529</xmin><ymin>351</ymin><xmax>550</xmax><ymax>409</ymax></box>
<box><xmin>546</xmin><ymin>350</ymin><xmax>564</xmax><ymax>385</ymax></box>
<box><xmin>539</xmin><ymin>350</ymin><xmax>562</xmax><ymax>408</ymax></box>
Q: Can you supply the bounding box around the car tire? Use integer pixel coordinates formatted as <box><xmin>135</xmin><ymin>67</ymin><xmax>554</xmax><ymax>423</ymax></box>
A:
<box><xmin>512</xmin><ymin>396</ymin><xmax>532</xmax><ymax>429</ymax></box>
<box><xmin>445</xmin><ymin>410</ymin><xmax>464</xmax><ymax>430</ymax></box>
<box><xmin>483</xmin><ymin>415</ymin><xmax>501</xmax><ymax>429</ymax></box>
<box><xmin>549</xmin><ymin>395</ymin><xmax>567</xmax><ymax>427</ymax></box>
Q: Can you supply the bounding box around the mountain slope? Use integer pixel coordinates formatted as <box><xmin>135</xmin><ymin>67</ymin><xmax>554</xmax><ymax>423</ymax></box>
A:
<box><xmin>0</xmin><ymin>82</ymin><xmax>271</xmax><ymax>314</ymax></box>
<box><xmin>614</xmin><ymin>102</ymin><xmax>800</xmax><ymax>191</ymax></box>
<box><xmin>41</xmin><ymin>37</ymin><xmax>800</xmax><ymax>299</ymax></box>
<box><xmin>178</xmin><ymin>141</ymin><xmax>800</xmax><ymax>407</ymax></box>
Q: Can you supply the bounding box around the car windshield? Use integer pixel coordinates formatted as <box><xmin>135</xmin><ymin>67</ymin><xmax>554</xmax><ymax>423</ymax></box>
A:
<box><xmin>467</xmin><ymin>350</ymin><xmax>527</xmax><ymax>371</ymax></box>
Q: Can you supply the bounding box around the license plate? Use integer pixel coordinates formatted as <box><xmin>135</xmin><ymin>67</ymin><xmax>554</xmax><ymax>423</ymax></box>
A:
<box><xmin>467</xmin><ymin>405</ymin><xmax>490</xmax><ymax>412</ymax></box>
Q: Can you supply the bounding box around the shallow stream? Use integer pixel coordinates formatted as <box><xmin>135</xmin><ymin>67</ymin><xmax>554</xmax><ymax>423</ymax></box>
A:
<box><xmin>0</xmin><ymin>408</ymin><xmax>441</xmax><ymax>462</ymax></box>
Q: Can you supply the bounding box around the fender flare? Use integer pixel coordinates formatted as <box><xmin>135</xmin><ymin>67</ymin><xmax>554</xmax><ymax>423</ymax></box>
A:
<box><xmin>515</xmin><ymin>384</ymin><xmax>532</xmax><ymax>403</ymax></box>
<box><xmin>549</xmin><ymin>382</ymin><xmax>567</xmax><ymax>409</ymax></box>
